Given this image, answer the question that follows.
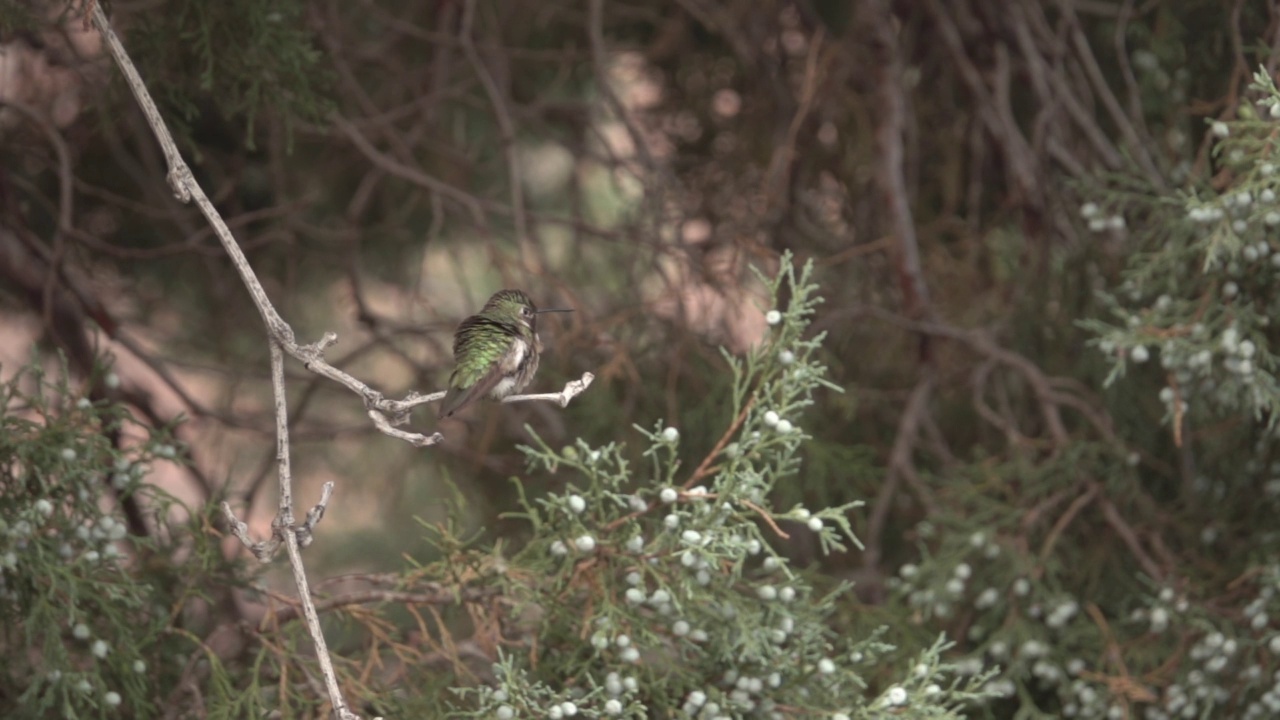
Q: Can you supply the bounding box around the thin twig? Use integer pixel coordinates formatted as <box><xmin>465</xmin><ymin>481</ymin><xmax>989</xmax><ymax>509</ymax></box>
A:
<box><xmin>587</xmin><ymin>0</ymin><xmax>670</xmax><ymax>239</ymax></box>
<box><xmin>862</xmin><ymin>0</ymin><xmax>933</xmax><ymax>326</ymax></box>
<box><xmin>864</xmin><ymin>376</ymin><xmax>937</xmax><ymax>571</ymax></box>
<box><xmin>764</xmin><ymin>28</ymin><xmax>826</xmax><ymax>213</ymax></box>
<box><xmin>0</xmin><ymin>99</ymin><xmax>75</xmax><ymax>341</ymax></box>
<box><xmin>272</xmin><ymin>586</ymin><xmax>500</xmax><ymax>624</ymax></box>
<box><xmin>742</xmin><ymin>499</ymin><xmax>791</xmax><ymax>540</ymax></box>
<box><xmin>331</xmin><ymin>114</ymin><xmax>489</xmax><ymax>231</ymax></box>
<box><xmin>863</xmin><ymin>308</ymin><xmax>1072</xmax><ymax>448</ymax></box>
<box><xmin>1038</xmin><ymin>482</ymin><xmax>1099</xmax><ymax>563</ymax></box>
<box><xmin>1096</xmin><ymin>489</ymin><xmax>1164</xmax><ymax>582</ymax></box>
<box><xmin>683</xmin><ymin>396</ymin><xmax>756</xmax><ymax>489</ymax></box>
<box><xmin>459</xmin><ymin>0</ymin><xmax>541</xmax><ymax>276</ymax></box>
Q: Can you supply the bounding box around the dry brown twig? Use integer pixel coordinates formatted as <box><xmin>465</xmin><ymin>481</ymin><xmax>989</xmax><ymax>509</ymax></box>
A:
<box><xmin>86</xmin><ymin>5</ymin><xmax>593</xmax><ymax>717</ymax></box>
<box><xmin>459</xmin><ymin>0</ymin><xmax>542</xmax><ymax>276</ymax></box>
<box><xmin>863</xmin><ymin>376</ymin><xmax>938</xmax><ymax>573</ymax></box>
<box><xmin>862</xmin><ymin>0</ymin><xmax>933</xmax><ymax>328</ymax></box>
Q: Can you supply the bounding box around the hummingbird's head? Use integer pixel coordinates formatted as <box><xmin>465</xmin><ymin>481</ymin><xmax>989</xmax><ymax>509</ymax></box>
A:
<box><xmin>482</xmin><ymin>289</ymin><xmax>572</xmax><ymax>331</ymax></box>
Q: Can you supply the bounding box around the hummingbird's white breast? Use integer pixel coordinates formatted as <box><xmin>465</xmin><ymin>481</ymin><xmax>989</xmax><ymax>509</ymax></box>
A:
<box><xmin>492</xmin><ymin>336</ymin><xmax>532</xmax><ymax>398</ymax></box>
<box><xmin>503</xmin><ymin>337</ymin><xmax>528</xmax><ymax>370</ymax></box>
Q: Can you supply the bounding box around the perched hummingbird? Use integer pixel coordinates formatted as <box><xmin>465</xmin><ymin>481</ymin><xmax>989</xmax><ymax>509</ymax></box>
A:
<box><xmin>438</xmin><ymin>289</ymin><xmax>573</xmax><ymax>418</ymax></box>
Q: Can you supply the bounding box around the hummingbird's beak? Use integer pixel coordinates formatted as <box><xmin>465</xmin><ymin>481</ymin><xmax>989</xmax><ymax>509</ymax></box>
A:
<box><xmin>535</xmin><ymin>308</ymin><xmax>574</xmax><ymax>314</ymax></box>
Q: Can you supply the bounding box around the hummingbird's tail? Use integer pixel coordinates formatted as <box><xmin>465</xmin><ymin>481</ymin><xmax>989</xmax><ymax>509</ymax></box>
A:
<box><xmin>438</xmin><ymin>385</ymin><xmax>467</xmax><ymax>418</ymax></box>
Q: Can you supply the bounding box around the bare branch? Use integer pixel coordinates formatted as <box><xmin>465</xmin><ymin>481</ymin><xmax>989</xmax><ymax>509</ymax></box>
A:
<box><xmin>88</xmin><ymin>5</ymin><xmax>439</xmax><ymax>450</ymax></box>
<box><xmin>499</xmin><ymin>372</ymin><xmax>596</xmax><ymax>408</ymax></box>
<box><xmin>864</xmin><ymin>376</ymin><xmax>938</xmax><ymax>575</ymax></box>
<box><xmin>281</xmin><ymin>524</ymin><xmax>356</xmax><ymax>719</ymax></box>
<box><xmin>460</xmin><ymin>0</ymin><xmax>541</xmax><ymax>275</ymax></box>
<box><xmin>89</xmin><ymin>7</ymin><xmax>363</xmax><ymax>717</ymax></box>
<box><xmin>861</xmin><ymin>0</ymin><xmax>935</xmax><ymax>357</ymax></box>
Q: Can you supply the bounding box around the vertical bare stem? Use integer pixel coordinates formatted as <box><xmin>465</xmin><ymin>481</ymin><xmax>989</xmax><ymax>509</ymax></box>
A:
<box><xmin>861</xmin><ymin>0</ymin><xmax>934</xmax><ymax>357</ymax></box>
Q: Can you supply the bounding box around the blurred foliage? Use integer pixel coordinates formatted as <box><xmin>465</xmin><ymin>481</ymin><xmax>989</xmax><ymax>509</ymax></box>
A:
<box><xmin>0</xmin><ymin>357</ymin><xmax>241</xmax><ymax>718</ymax></box>
<box><xmin>127</xmin><ymin>0</ymin><xmax>333</xmax><ymax>149</ymax></box>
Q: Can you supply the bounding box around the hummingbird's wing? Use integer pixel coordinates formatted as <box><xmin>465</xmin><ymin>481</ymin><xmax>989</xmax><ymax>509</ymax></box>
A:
<box><xmin>438</xmin><ymin>317</ymin><xmax>521</xmax><ymax>418</ymax></box>
<box><xmin>439</xmin><ymin>378</ymin><xmax>500</xmax><ymax>418</ymax></box>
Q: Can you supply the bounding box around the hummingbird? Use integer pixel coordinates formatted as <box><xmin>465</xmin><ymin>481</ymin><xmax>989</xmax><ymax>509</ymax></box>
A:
<box><xmin>438</xmin><ymin>289</ymin><xmax>573</xmax><ymax>418</ymax></box>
